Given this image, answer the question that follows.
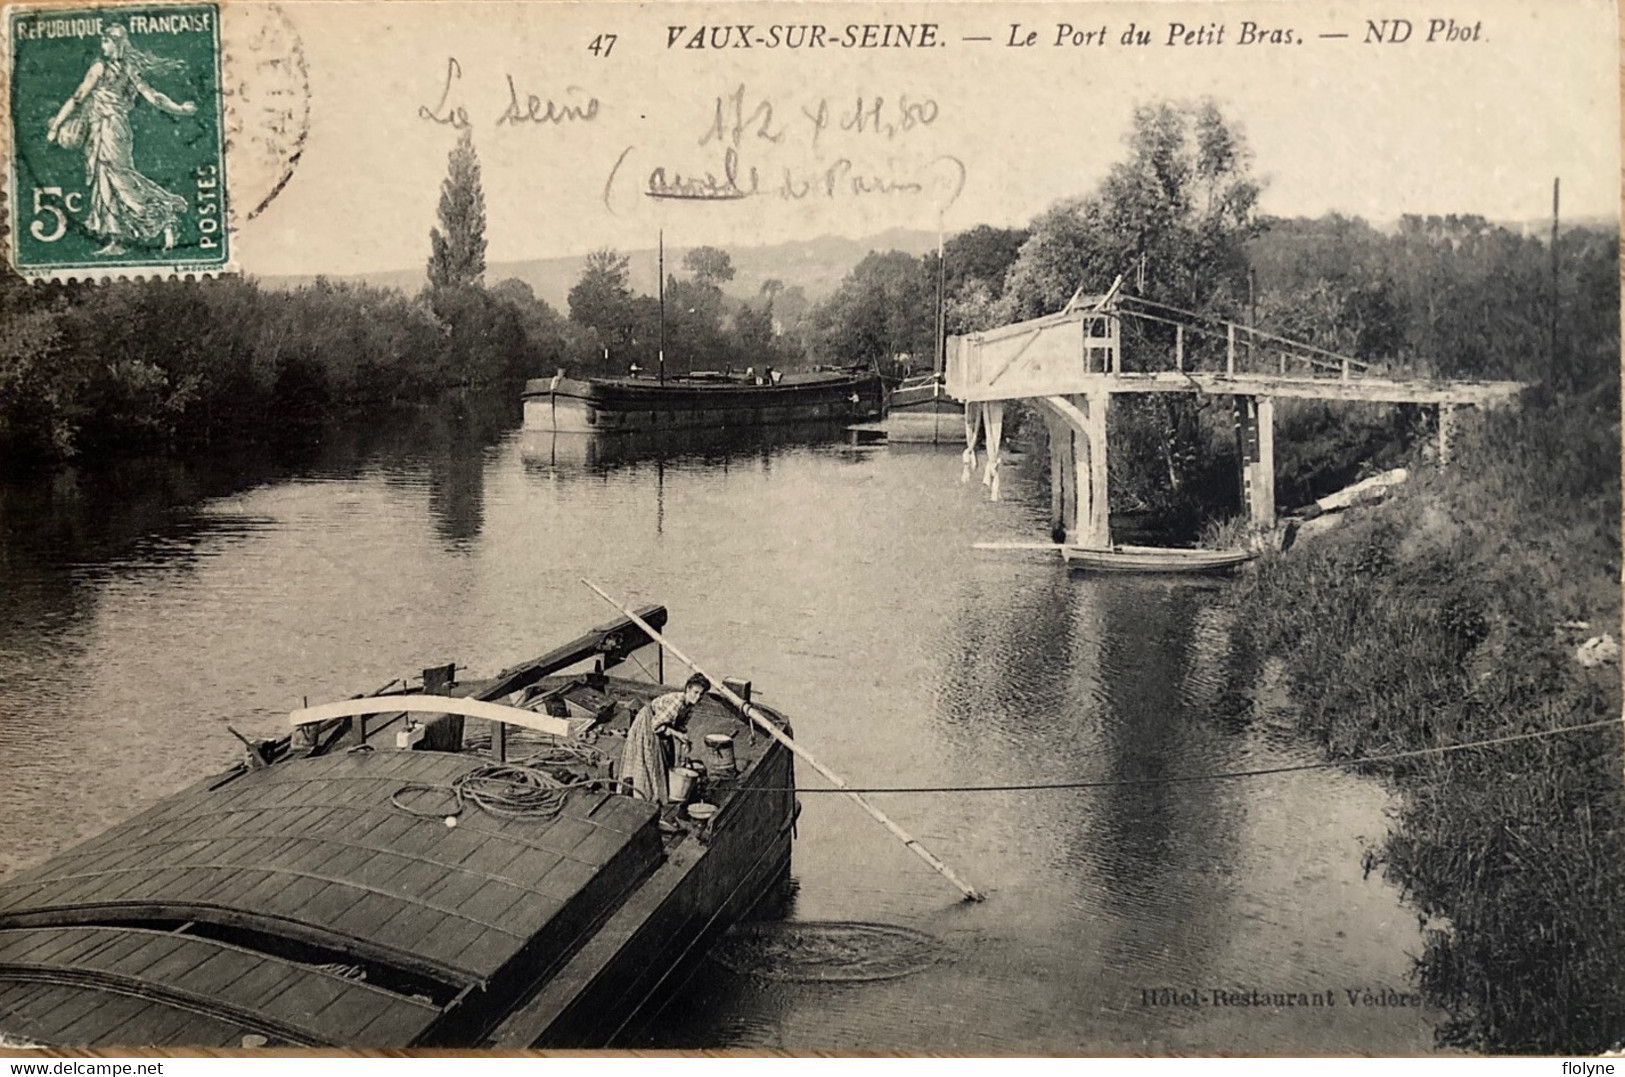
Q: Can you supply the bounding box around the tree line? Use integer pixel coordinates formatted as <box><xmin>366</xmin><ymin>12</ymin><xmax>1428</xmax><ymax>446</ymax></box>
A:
<box><xmin>799</xmin><ymin>100</ymin><xmax>1616</xmax><ymax>527</ymax></box>
<box><xmin>804</xmin><ymin>102</ymin><xmax>1614</xmax><ymax>399</ymax></box>
<box><xmin>3</xmin><ymin>106</ymin><xmax>1614</xmax><ymax>479</ymax></box>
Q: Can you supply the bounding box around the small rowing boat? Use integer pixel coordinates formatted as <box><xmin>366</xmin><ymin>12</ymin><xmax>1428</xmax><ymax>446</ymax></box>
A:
<box><xmin>1062</xmin><ymin>544</ymin><xmax>1257</xmax><ymax>574</ymax></box>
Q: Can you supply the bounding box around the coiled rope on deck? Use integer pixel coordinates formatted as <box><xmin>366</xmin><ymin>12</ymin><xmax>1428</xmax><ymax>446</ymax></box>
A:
<box><xmin>391</xmin><ymin>760</ymin><xmax>601</xmax><ymax>821</ymax></box>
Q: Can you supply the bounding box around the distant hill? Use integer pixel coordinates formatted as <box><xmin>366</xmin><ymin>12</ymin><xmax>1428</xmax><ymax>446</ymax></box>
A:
<box><xmin>258</xmin><ymin>228</ymin><xmax>941</xmax><ymax>310</ymax></box>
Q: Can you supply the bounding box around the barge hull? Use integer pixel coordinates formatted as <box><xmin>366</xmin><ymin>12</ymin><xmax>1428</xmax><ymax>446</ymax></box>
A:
<box><xmin>487</xmin><ymin>740</ymin><xmax>795</xmax><ymax>1047</ymax></box>
<box><xmin>523</xmin><ymin>375</ymin><xmax>883</xmax><ymax>434</ymax></box>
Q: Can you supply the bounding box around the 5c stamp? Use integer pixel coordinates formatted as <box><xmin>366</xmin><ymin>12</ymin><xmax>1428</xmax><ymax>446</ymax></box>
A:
<box><xmin>6</xmin><ymin>3</ymin><xmax>229</xmax><ymax>278</ymax></box>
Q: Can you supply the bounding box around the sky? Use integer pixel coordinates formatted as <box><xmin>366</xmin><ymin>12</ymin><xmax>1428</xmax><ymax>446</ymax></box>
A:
<box><xmin>219</xmin><ymin>0</ymin><xmax>1619</xmax><ymax>276</ymax></box>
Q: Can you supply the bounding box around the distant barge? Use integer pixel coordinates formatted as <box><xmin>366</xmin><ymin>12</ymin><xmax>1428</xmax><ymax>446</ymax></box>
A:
<box><xmin>523</xmin><ymin>370</ymin><xmax>884</xmax><ymax>434</ymax></box>
<box><xmin>0</xmin><ymin>607</ymin><xmax>797</xmax><ymax>1048</ymax></box>
<box><xmin>880</xmin><ymin>372</ymin><xmax>963</xmax><ymax>444</ymax></box>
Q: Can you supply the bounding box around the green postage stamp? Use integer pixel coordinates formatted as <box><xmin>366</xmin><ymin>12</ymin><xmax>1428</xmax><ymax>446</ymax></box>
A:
<box><xmin>5</xmin><ymin>3</ymin><xmax>229</xmax><ymax>278</ymax></box>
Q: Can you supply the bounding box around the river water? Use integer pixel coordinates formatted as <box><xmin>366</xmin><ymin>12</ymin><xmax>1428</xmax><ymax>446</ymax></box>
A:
<box><xmin>0</xmin><ymin>405</ymin><xmax>1441</xmax><ymax>1053</ymax></box>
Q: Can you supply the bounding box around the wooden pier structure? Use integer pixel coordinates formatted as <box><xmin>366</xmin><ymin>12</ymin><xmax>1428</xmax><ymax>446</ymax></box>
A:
<box><xmin>946</xmin><ymin>292</ymin><xmax>1527</xmax><ymax>549</ymax></box>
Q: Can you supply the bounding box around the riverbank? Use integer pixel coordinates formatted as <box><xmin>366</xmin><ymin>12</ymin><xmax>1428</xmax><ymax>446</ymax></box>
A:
<box><xmin>1231</xmin><ymin>385</ymin><xmax>1624</xmax><ymax>1052</ymax></box>
<box><xmin>0</xmin><ymin>273</ymin><xmax>559</xmax><ymax>470</ymax></box>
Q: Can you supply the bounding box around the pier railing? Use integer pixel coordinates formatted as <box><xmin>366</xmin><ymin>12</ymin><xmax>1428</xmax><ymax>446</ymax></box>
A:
<box><xmin>947</xmin><ymin>294</ymin><xmax>1523</xmax><ymax>407</ymax></box>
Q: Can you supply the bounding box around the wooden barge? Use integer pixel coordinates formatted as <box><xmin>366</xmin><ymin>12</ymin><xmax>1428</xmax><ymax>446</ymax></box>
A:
<box><xmin>0</xmin><ymin>607</ymin><xmax>797</xmax><ymax>1048</ymax></box>
<box><xmin>522</xmin><ymin>370</ymin><xmax>884</xmax><ymax>435</ymax></box>
<box><xmin>880</xmin><ymin>373</ymin><xmax>964</xmax><ymax>445</ymax></box>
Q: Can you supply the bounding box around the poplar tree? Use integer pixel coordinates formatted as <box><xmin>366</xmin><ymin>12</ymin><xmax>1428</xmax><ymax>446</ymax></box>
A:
<box><xmin>427</xmin><ymin>130</ymin><xmax>487</xmax><ymax>289</ymax></box>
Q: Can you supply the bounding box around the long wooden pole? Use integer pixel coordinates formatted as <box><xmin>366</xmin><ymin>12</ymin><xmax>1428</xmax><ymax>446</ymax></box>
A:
<box><xmin>583</xmin><ymin>580</ymin><xmax>986</xmax><ymax>903</ymax></box>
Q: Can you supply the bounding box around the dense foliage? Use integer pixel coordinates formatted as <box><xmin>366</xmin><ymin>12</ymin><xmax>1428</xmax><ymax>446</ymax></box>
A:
<box><xmin>1233</xmin><ymin>204</ymin><xmax>1622</xmax><ymax>1054</ymax></box>
<box><xmin>561</xmin><ymin>243</ymin><xmax>789</xmax><ymax>376</ymax></box>
<box><xmin>0</xmin><ymin>270</ymin><xmax>572</xmax><ymax>465</ymax></box>
<box><xmin>1236</xmin><ymin>378</ymin><xmax>1623</xmax><ymax>1051</ymax></box>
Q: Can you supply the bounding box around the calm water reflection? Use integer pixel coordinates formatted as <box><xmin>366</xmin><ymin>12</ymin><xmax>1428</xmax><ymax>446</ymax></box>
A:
<box><xmin>0</xmin><ymin>407</ymin><xmax>1438</xmax><ymax>1052</ymax></box>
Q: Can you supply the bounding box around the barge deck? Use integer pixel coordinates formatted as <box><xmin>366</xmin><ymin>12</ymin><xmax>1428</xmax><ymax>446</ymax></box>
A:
<box><xmin>0</xmin><ymin>608</ymin><xmax>796</xmax><ymax>1048</ymax></box>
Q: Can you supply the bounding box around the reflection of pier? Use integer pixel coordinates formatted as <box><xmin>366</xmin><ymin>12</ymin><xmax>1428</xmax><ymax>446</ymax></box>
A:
<box><xmin>947</xmin><ymin>292</ymin><xmax>1528</xmax><ymax>549</ymax></box>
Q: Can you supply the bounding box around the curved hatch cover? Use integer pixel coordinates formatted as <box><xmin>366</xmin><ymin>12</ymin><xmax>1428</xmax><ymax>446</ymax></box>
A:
<box><xmin>0</xmin><ymin>750</ymin><xmax>662</xmax><ymax>1046</ymax></box>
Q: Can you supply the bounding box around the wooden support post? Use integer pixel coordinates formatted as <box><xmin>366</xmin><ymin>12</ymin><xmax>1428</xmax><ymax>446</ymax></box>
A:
<box><xmin>1175</xmin><ymin>324</ymin><xmax>1184</xmax><ymax>372</ymax></box>
<box><xmin>1074</xmin><ymin>393</ymin><xmax>1111</xmax><ymax>548</ymax></box>
<box><xmin>1060</xmin><ymin>423</ymin><xmax>1078</xmax><ymax>542</ymax></box>
<box><xmin>1047</xmin><ymin>412</ymin><xmax>1065</xmax><ymax>538</ymax></box>
<box><xmin>1227</xmin><ymin>324</ymin><xmax>1236</xmax><ymax>376</ymax></box>
<box><xmin>1244</xmin><ymin>396</ymin><xmax>1276</xmax><ymax>529</ymax></box>
<box><xmin>1438</xmin><ymin>403</ymin><xmax>1455</xmax><ymax>465</ymax></box>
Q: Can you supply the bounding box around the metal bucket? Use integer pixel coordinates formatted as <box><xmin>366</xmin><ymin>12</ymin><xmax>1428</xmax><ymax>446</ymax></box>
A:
<box><xmin>703</xmin><ymin>733</ymin><xmax>737</xmax><ymax>776</ymax></box>
<box><xmin>668</xmin><ymin>766</ymin><xmax>699</xmax><ymax>803</ymax></box>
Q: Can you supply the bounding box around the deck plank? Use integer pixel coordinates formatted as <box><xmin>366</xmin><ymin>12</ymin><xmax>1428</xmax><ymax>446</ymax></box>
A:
<box><xmin>0</xmin><ymin>982</ymin><xmax>46</xmax><ymax>1022</ymax></box>
<box><xmin>503</xmin><ymin>847</ymin><xmax>565</xmax><ymax>887</ymax></box>
<box><xmin>0</xmin><ymin>980</ymin><xmax>71</xmax><ymax>1028</ymax></box>
<box><xmin>292</xmin><ymin>880</ymin><xmax>372</xmax><ymax>930</ymax></box>
<box><xmin>12</xmin><ymin>927</ymin><xmax>126</xmax><ymax>969</ymax></box>
<box><xmin>22</xmin><ymin>928</ymin><xmax>126</xmax><ymax>970</ymax></box>
<box><xmin>368</xmin><ymin>904</ymin><xmax>450</xmax><ymax>958</ymax></box>
<box><xmin>449</xmin><ymin>879</ymin><xmax>531</xmax><ymax>928</ymax></box>
<box><xmin>127</xmin><ymin>939</ymin><xmax>221</xmax><ymax>992</ymax></box>
<box><xmin>231</xmin><ymin>960</ymin><xmax>305</xmax><ymax>1012</ymax></box>
<box><xmin>418</xmin><ymin>867</ymin><xmax>503</xmax><ymax>916</ymax></box>
<box><xmin>103</xmin><ymin>933</ymin><xmax>193</xmax><ymax>982</ymax></box>
<box><xmin>0</xmin><ymin>926</ymin><xmax>82</xmax><ymax>964</ymax></box>
<box><xmin>446</xmin><ymin>838</ymin><xmax>533</xmax><ymax>887</ymax></box>
<box><xmin>372</xmin><ymin>856</ymin><xmax>456</xmax><ymax>905</ymax></box>
<box><xmin>532</xmin><ymin>857</ymin><xmax>599</xmax><ymax>903</ymax></box>
<box><xmin>350</xmin><ymin>999</ymin><xmax>442</xmax><ymax>1047</ymax></box>
<box><xmin>253</xmin><ymin>872</ymin><xmax>328</xmax><ymax>920</ymax></box>
<box><xmin>194</xmin><ymin>866</ymin><xmax>283</xmax><ymax>910</ymax></box>
<box><xmin>252</xmin><ymin>972</ymin><xmax>350</xmax><ymax>1034</ymax></box>
<box><xmin>76</xmin><ymin>930</ymin><xmax>169</xmax><ymax>973</ymax></box>
<box><xmin>410</xmin><ymin>915</ymin><xmax>500</xmax><ymax>974</ymax></box>
<box><xmin>20</xmin><ymin>986</ymin><xmax>120</xmax><ymax>1043</ymax></box>
<box><xmin>159</xmin><ymin>946</ymin><xmax>260</xmax><ymax>998</ymax></box>
<box><xmin>35</xmin><ymin>991</ymin><xmax>155</xmax><ymax>1046</ymax></box>
<box><xmin>99</xmin><ymin>998</ymin><xmax>241</xmax><ymax>1048</ymax></box>
<box><xmin>304</xmin><ymin>982</ymin><xmax>402</xmax><ymax>1045</ymax></box>
<box><xmin>326</xmin><ymin>891</ymin><xmax>404</xmax><ymax>939</ymax></box>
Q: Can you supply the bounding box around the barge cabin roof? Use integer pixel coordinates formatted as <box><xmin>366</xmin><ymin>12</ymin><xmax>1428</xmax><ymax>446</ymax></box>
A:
<box><xmin>0</xmin><ymin>749</ymin><xmax>664</xmax><ymax>1047</ymax></box>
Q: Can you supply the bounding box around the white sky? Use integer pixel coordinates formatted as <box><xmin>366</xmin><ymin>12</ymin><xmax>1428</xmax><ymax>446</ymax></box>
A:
<box><xmin>233</xmin><ymin>0</ymin><xmax>1620</xmax><ymax>276</ymax></box>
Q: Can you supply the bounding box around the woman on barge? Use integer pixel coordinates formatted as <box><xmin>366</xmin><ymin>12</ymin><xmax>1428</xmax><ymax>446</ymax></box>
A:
<box><xmin>619</xmin><ymin>673</ymin><xmax>709</xmax><ymax>808</ymax></box>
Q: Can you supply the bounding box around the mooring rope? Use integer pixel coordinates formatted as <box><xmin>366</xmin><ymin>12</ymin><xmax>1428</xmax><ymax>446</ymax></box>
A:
<box><xmin>774</xmin><ymin>718</ymin><xmax>1623</xmax><ymax>794</ymax></box>
<box><xmin>391</xmin><ymin>760</ymin><xmax>600</xmax><ymax>821</ymax></box>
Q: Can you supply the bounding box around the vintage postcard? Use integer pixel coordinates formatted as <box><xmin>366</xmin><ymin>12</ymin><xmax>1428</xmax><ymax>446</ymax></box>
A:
<box><xmin>0</xmin><ymin>0</ymin><xmax>1619</xmax><ymax>1057</ymax></box>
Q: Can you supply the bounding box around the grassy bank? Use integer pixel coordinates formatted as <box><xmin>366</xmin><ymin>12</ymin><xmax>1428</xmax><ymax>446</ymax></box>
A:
<box><xmin>1233</xmin><ymin>385</ymin><xmax>1623</xmax><ymax>1052</ymax></box>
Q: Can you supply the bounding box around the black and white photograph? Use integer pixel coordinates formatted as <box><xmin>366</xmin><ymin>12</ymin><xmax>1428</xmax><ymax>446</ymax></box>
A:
<box><xmin>0</xmin><ymin>0</ymin><xmax>1620</xmax><ymax>1056</ymax></box>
